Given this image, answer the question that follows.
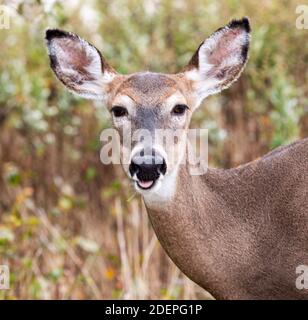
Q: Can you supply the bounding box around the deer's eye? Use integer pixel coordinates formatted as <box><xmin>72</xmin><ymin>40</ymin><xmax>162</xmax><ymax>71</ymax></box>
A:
<box><xmin>111</xmin><ymin>106</ymin><xmax>128</xmax><ymax>118</ymax></box>
<box><xmin>171</xmin><ymin>104</ymin><xmax>188</xmax><ymax>116</ymax></box>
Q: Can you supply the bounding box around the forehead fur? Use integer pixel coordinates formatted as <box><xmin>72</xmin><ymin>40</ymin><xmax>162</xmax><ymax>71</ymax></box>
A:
<box><xmin>114</xmin><ymin>72</ymin><xmax>179</xmax><ymax>105</ymax></box>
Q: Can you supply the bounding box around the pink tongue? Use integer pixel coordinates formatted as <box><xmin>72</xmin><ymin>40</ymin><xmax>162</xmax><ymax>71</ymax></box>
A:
<box><xmin>138</xmin><ymin>180</ymin><xmax>154</xmax><ymax>188</ymax></box>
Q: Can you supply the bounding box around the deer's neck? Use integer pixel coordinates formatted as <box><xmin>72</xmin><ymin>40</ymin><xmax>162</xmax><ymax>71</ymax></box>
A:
<box><xmin>143</xmin><ymin>164</ymin><xmax>256</xmax><ymax>299</ymax></box>
<box><xmin>143</xmin><ymin>139</ymin><xmax>308</xmax><ymax>299</ymax></box>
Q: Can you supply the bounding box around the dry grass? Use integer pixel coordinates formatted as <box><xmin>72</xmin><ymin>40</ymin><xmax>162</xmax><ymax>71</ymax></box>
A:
<box><xmin>0</xmin><ymin>178</ymin><xmax>211</xmax><ymax>299</ymax></box>
<box><xmin>0</xmin><ymin>125</ymin><xmax>211</xmax><ymax>299</ymax></box>
<box><xmin>0</xmin><ymin>0</ymin><xmax>306</xmax><ymax>300</ymax></box>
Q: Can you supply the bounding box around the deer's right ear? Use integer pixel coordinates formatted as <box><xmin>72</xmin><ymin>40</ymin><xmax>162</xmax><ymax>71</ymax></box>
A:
<box><xmin>183</xmin><ymin>18</ymin><xmax>251</xmax><ymax>106</ymax></box>
<box><xmin>45</xmin><ymin>29</ymin><xmax>117</xmax><ymax>100</ymax></box>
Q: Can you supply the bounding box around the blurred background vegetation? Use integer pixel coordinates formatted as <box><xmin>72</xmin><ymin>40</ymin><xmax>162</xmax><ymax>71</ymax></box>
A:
<box><xmin>0</xmin><ymin>0</ymin><xmax>307</xmax><ymax>299</ymax></box>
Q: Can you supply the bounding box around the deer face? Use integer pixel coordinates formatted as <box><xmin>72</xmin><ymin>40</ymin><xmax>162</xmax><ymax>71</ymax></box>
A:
<box><xmin>46</xmin><ymin>18</ymin><xmax>250</xmax><ymax>199</ymax></box>
<box><xmin>106</xmin><ymin>72</ymin><xmax>194</xmax><ymax>193</ymax></box>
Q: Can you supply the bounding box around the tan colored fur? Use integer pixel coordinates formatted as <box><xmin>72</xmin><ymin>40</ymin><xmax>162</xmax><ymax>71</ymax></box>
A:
<box><xmin>46</xmin><ymin>18</ymin><xmax>308</xmax><ymax>299</ymax></box>
<box><xmin>147</xmin><ymin>139</ymin><xmax>308</xmax><ymax>299</ymax></box>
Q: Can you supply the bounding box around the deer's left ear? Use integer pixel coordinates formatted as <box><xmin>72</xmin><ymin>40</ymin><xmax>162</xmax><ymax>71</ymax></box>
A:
<box><xmin>184</xmin><ymin>17</ymin><xmax>251</xmax><ymax>105</ymax></box>
<box><xmin>45</xmin><ymin>29</ymin><xmax>117</xmax><ymax>100</ymax></box>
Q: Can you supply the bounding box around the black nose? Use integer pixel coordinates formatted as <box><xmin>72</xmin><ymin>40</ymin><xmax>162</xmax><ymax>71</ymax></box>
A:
<box><xmin>129</xmin><ymin>153</ymin><xmax>167</xmax><ymax>181</ymax></box>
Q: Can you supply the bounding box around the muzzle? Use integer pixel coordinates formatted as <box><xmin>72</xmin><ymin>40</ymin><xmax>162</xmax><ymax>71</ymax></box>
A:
<box><xmin>129</xmin><ymin>149</ymin><xmax>167</xmax><ymax>190</ymax></box>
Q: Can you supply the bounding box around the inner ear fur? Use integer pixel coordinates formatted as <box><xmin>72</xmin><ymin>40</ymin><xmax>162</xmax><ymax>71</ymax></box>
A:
<box><xmin>45</xmin><ymin>29</ymin><xmax>117</xmax><ymax>100</ymax></box>
<box><xmin>184</xmin><ymin>17</ymin><xmax>251</xmax><ymax>100</ymax></box>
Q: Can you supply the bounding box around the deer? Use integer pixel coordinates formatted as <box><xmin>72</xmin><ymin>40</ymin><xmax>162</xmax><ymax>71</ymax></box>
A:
<box><xmin>45</xmin><ymin>17</ymin><xmax>308</xmax><ymax>299</ymax></box>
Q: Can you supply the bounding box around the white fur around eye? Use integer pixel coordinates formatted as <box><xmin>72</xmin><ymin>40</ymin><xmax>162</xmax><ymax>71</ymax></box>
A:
<box><xmin>112</xmin><ymin>113</ymin><xmax>129</xmax><ymax>127</ymax></box>
<box><xmin>171</xmin><ymin>111</ymin><xmax>187</xmax><ymax>126</ymax></box>
<box><xmin>164</xmin><ymin>92</ymin><xmax>188</xmax><ymax>112</ymax></box>
<box><xmin>112</xmin><ymin>95</ymin><xmax>136</xmax><ymax>116</ymax></box>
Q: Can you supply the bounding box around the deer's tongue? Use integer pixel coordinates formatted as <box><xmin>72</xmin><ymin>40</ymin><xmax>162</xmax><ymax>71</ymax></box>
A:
<box><xmin>138</xmin><ymin>180</ymin><xmax>154</xmax><ymax>189</ymax></box>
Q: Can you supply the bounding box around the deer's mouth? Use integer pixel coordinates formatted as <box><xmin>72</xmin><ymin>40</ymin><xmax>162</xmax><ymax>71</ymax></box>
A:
<box><xmin>129</xmin><ymin>150</ymin><xmax>167</xmax><ymax>192</ymax></box>
<box><xmin>137</xmin><ymin>179</ymin><xmax>156</xmax><ymax>190</ymax></box>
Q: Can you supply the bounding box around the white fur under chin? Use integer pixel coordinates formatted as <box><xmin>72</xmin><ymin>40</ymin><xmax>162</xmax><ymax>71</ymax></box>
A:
<box><xmin>141</xmin><ymin>169</ymin><xmax>178</xmax><ymax>207</ymax></box>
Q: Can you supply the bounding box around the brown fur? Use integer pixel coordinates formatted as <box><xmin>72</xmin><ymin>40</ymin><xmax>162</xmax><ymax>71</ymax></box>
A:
<box><xmin>147</xmin><ymin>138</ymin><xmax>308</xmax><ymax>299</ymax></box>
<box><xmin>46</xmin><ymin>18</ymin><xmax>308</xmax><ymax>299</ymax></box>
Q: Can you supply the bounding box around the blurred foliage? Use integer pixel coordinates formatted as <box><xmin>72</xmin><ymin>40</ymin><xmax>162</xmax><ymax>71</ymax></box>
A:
<box><xmin>0</xmin><ymin>0</ymin><xmax>307</xmax><ymax>299</ymax></box>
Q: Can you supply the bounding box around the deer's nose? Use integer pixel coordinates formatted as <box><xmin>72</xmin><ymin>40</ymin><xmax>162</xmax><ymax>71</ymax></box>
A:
<box><xmin>129</xmin><ymin>153</ymin><xmax>167</xmax><ymax>181</ymax></box>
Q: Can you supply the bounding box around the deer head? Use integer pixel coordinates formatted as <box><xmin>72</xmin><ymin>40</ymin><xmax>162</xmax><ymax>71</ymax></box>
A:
<box><xmin>46</xmin><ymin>18</ymin><xmax>250</xmax><ymax>200</ymax></box>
